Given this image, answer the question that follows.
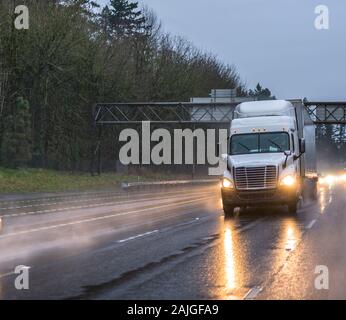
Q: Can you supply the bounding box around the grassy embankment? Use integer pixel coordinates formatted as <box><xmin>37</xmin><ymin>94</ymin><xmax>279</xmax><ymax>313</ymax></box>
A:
<box><xmin>0</xmin><ymin>168</ymin><xmax>184</xmax><ymax>193</ymax></box>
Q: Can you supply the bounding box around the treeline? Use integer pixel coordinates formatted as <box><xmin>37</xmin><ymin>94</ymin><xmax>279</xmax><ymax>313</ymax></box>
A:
<box><xmin>0</xmin><ymin>0</ymin><xmax>266</xmax><ymax>171</ymax></box>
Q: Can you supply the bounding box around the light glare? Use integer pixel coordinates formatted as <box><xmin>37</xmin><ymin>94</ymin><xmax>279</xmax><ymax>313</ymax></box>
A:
<box><xmin>281</xmin><ymin>175</ymin><xmax>296</xmax><ymax>187</ymax></box>
<box><xmin>222</xmin><ymin>178</ymin><xmax>233</xmax><ymax>189</ymax></box>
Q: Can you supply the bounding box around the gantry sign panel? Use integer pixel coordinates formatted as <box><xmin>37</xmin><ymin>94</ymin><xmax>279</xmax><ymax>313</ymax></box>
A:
<box><xmin>93</xmin><ymin>101</ymin><xmax>346</xmax><ymax>125</ymax></box>
<box><xmin>93</xmin><ymin>102</ymin><xmax>238</xmax><ymax>125</ymax></box>
<box><xmin>304</xmin><ymin>102</ymin><xmax>346</xmax><ymax>124</ymax></box>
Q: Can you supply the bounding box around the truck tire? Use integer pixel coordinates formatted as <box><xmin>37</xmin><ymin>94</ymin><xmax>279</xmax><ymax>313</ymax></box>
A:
<box><xmin>223</xmin><ymin>205</ymin><xmax>235</xmax><ymax>218</ymax></box>
<box><xmin>288</xmin><ymin>202</ymin><xmax>298</xmax><ymax>214</ymax></box>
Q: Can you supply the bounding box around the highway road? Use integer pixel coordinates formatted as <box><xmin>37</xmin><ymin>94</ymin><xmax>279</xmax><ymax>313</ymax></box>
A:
<box><xmin>0</xmin><ymin>181</ymin><xmax>345</xmax><ymax>300</ymax></box>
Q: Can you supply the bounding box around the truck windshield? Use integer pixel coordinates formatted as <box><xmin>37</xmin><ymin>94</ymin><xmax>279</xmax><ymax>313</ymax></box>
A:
<box><xmin>231</xmin><ymin>132</ymin><xmax>290</xmax><ymax>155</ymax></box>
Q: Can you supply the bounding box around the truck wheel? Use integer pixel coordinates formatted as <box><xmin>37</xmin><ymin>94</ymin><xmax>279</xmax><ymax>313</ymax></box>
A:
<box><xmin>288</xmin><ymin>202</ymin><xmax>298</xmax><ymax>214</ymax></box>
<box><xmin>223</xmin><ymin>205</ymin><xmax>235</xmax><ymax>218</ymax></box>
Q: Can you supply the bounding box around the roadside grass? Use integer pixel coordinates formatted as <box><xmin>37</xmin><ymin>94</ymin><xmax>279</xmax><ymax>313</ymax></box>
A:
<box><xmin>0</xmin><ymin>168</ymin><xmax>187</xmax><ymax>193</ymax></box>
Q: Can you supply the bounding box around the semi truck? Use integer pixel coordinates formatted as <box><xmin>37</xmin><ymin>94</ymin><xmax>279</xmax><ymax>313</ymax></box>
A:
<box><xmin>221</xmin><ymin>99</ymin><xmax>317</xmax><ymax>217</ymax></box>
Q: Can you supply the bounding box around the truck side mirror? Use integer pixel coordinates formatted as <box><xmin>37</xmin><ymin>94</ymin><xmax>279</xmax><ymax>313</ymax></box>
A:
<box><xmin>299</xmin><ymin>138</ymin><xmax>306</xmax><ymax>154</ymax></box>
<box><xmin>283</xmin><ymin>150</ymin><xmax>291</xmax><ymax>169</ymax></box>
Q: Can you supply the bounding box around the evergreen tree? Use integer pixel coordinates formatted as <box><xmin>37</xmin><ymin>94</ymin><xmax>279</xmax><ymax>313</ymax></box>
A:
<box><xmin>101</xmin><ymin>0</ymin><xmax>147</xmax><ymax>38</ymax></box>
<box><xmin>1</xmin><ymin>97</ymin><xmax>32</xmax><ymax>168</ymax></box>
<box><xmin>249</xmin><ymin>83</ymin><xmax>275</xmax><ymax>100</ymax></box>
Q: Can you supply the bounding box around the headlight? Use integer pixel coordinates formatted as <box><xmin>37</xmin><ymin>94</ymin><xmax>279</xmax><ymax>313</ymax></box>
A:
<box><xmin>280</xmin><ymin>174</ymin><xmax>296</xmax><ymax>187</ymax></box>
<box><xmin>326</xmin><ymin>175</ymin><xmax>335</xmax><ymax>185</ymax></box>
<box><xmin>222</xmin><ymin>178</ymin><xmax>234</xmax><ymax>189</ymax></box>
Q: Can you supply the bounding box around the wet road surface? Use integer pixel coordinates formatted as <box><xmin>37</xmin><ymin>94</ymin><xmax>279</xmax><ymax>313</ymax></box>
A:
<box><xmin>0</xmin><ymin>181</ymin><xmax>345</xmax><ymax>300</ymax></box>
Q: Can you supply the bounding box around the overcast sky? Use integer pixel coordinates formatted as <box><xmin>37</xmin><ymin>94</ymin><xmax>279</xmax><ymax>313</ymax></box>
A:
<box><xmin>99</xmin><ymin>0</ymin><xmax>346</xmax><ymax>101</ymax></box>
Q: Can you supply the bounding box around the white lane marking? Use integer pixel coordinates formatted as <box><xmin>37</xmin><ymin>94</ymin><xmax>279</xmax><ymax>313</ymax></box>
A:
<box><xmin>0</xmin><ymin>191</ymin><xmax>213</xmax><ymax>219</ymax></box>
<box><xmin>0</xmin><ymin>271</ymin><xmax>15</xmax><ymax>279</ymax></box>
<box><xmin>0</xmin><ymin>192</ymin><xmax>214</xmax><ymax>218</ymax></box>
<box><xmin>0</xmin><ymin>189</ymin><xmax>154</xmax><ymax>205</ymax></box>
<box><xmin>235</xmin><ymin>218</ymin><xmax>267</xmax><ymax>233</ymax></box>
<box><xmin>305</xmin><ymin>219</ymin><xmax>317</xmax><ymax>229</ymax></box>
<box><xmin>116</xmin><ymin>217</ymin><xmax>203</xmax><ymax>245</ymax></box>
<box><xmin>118</xmin><ymin>230</ymin><xmax>159</xmax><ymax>243</ymax></box>
<box><xmin>158</xmin><ymin>217</ymin><xmax>203</xmax><ymax>233</ymax></box>
<box><xmin>0</xmin><ymin>186</ymin><xmax>215</xmax><ymax>206</ymax></box>
<box><xmin>0</xmin><ymin>191</ymin><xmax>191</xmax><ymax>209</ymax></box>
<box><xmin>0</xmin><ymin>196</ymin><xmax>114</xmax><ymax>206</ymax></box>
<box><xmin>243</xmin><ymin>286</ymin><xmax>263</xmax><ymax>300</ymax></box>
<box><xmin>0</xmin><ymin>189</ymin><xmax>210</xmax><ymax>211</ymax></box>
<box><xmin>0</xmin><ymin>196</ymin><xmax>122</xmax><ymax>210</ymax></box>
<box><xmin>0</xmin><ymin>196</ymin><xmax>213</xmax><ymax>239</ymax></box>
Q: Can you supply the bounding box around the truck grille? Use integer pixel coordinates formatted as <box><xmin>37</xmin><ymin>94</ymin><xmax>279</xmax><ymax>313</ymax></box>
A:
<box><xmin>237</xmin><ymin>190</ymin><xmax>276</xmax><ymax>201</ymax></box>
<box><xmin>234</xmin><ymin>166</ymin><xmax>277</xmax><ymax>190</ymax></box>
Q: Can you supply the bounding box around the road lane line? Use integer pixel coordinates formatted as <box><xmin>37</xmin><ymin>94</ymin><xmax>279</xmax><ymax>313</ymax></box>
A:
<box><xmin>0</xmin><ymin>191</ymin><xmax>214</xmax><ymax>218</ymax></box>
<box><xmin>0</xmin><ymin>191</ymin><xmax>133</xmax><ymax>205</ymax></box>
<box><xmin>243</xmin><ymin>286</ymin><xmax>263</xmax><ymax>300</ymax></box>
<box><xmin>118</xmin><ymin>230</ymin><xmax>159</xmax><ymax>243</ymax></box>
<box><xmin>235</xmin><ymin>217</ymin><xmax>268</xmax><ymax>233</ymax></box>
<box><xmin>115</xmin><ymin>214</ymin><xmax>265</xmax><ymax>248</ymax></box>
<box><xmin>0</xmin><ymin>271</ymin><xmax>15</xmax><ymax>279</ymax></box>
<box><xmin>0</xmin><ymin>186</ymin><xmax>216</xmax><ymax>206</ymax></box>
<box><xmin>0</xmin><ymin>192</ymin><xmax>213</xmax><ymax>219</ymax></box>
<box><xmin>0</xmin><ymin>191</ymin><xmax>206</xmax><ymax>210</ymax></box>
<box><xmin>305</xmin><ymin>219</ymin><xmax>317</xmax><ymax>229</ymax></box>
<box><xmin>0</xmin><ymin>196</ymin><xmax>214</xmax><ymax>239</ymax></box>
<box><xmin>0</xmin><ymin>189</ymin><xmax>214</xmax><ymax>211</ymax></box>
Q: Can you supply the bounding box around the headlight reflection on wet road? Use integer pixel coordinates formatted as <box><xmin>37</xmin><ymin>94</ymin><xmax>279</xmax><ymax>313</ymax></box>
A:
<box><xmin>224</xmin><ymin>226</ymin><xmax>236</xmax><ymax>291</ymax></box>
<box><xmin>222</xmin><ymin>218</ymin><xmax>248</xmax><ymax>300</ymax></box>
<box><xmin>284</xmin><ymin>220</ymin><xmax>299</xmax><ymax>252</ymax></box>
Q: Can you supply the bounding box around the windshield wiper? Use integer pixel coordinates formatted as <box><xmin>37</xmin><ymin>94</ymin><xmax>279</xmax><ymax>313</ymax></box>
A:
<box><xmin>268</xmin><ymin>139</ymin><xmax>283</xmax><ymax>151</ymax></box>
<box><xmin>238</xmin><ymin>142</ymin><xmax>251</xmax><ymax>151</ymax></box>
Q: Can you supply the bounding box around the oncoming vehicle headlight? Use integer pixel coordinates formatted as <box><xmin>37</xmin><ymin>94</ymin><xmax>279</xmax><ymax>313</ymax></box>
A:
<box><xmin>222</xmin><ymin>178</ymin><xmax>234</xmax><ymax>189</ymax></box>
<box><xmin>280</xmin><ymin>174</ymin><xmax>296</xmax><ymax>187</ymax></box>
<box><xmin>318</xmin><ymin>177</ymin><xmax>325</xmax><ymax>185</ymax></box>
<box><xmin>326</xmin><ymin>175</ymin><xmax>335</xmax><ymax>185</ymax></box>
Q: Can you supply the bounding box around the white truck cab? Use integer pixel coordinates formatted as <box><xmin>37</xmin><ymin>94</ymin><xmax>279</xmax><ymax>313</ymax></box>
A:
<box><xmin>221</xmin><ymin>100</ymin><xmax>317</xmax><ymax>217</ymax></box>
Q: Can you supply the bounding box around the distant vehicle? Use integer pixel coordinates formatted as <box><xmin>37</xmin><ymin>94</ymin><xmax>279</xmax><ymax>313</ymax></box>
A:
<box><xmin>221</xmin><ymin>100</ymin><xmax>318</xmax><ymax>217</ymax></box>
